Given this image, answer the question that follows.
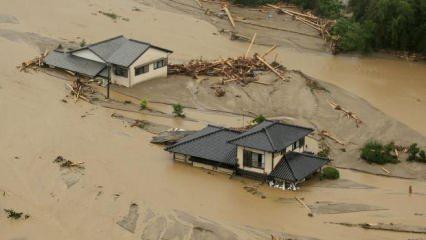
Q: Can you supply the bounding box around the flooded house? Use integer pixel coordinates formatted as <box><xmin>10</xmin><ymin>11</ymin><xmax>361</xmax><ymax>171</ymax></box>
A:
<box><xmin>44</xmin><ymin>35</ymin><xmax>173</xmax><ymax>87</ymax></box>
<box><xmin>165</xmin><ymin>121</ymin><xmax>329</xmax><ymax>188</ymax></box>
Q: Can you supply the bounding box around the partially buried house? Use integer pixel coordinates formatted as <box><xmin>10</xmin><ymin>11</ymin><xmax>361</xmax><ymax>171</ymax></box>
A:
<box><xmin>44</xmin><ymin>35</ymin><xmax>173</xmax><ymax>87</ymax></box>
<box><xmin>165</xmin><ymin>121</ymin><xmax>329</xmax><ymax>187</ymax></box>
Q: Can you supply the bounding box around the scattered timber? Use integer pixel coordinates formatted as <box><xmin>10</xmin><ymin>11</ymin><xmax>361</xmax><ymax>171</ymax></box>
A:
<box><xmin>168</xmin><ymin>54</ymin><xmax>285</xmax><ymax>85</ymax></box>
<box><xmin>54</xmin><ymin>156</ymin><xmax>85</xmax><ymax>169</ymax></box>
<box><xmin>18</xmin><ymin>51</ymin><xmax>48</xmax><ymax>72</ymax></box>
<box><xmin>328</xmin><ymin>100</ymin><xmax>363</xmax><ymax>127</ymax></box>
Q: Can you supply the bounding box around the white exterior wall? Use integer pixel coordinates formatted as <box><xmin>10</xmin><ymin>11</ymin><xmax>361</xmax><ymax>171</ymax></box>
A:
<box><xmin>72</xmin><ymin>49</ymin><xmax>105</xmax><ymax>63</ymax></box>
<box><xmin>237</xmin><ymin>146</ymin><xmax>273</xmax><ymax>174</ymax></box>
<box><xmin>129</xmin><ymin>48</ymin><xmax>169</xmax><ymax>87</ymax></box>
<box><xmin>111</xmin><ymin>68</ymin><xmax>131</xmax><ymax>87</ymax></box>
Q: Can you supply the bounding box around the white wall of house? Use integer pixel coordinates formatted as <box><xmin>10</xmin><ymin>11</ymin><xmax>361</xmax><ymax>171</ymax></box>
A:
<box><xmin>72</xmin><ymin>49</ymin><xmax>105</xmax><ymax>63</ymax></box>
<box><xmin>111</xmin><ymin>67</ymin><xmax>131</xmax><ymax>87</ymax></box>
<box><xmin>236</xmin><ymin>139</ymin><xmax>306</xmax><ymax>175</ymax></box>
<box><xmin>129</xmin><ymin>48</ymin><xmax>169</xmax><ymax>87</ymax></box>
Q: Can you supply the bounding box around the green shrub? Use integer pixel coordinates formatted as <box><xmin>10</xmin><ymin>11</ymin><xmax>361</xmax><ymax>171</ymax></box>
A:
<box><xmin>321</xmin><ymin>167</ymin><xmax>340</xmax><ymax>180</ymax></box>
<box><xmin>407</xmin><ymin>143</ymin><xmax>420</xmax><ymax>161</ymax></box>
<box><xmin>252</xmin><ymin>115</ymin><xmax>266</xmax><ymax>124</ymax></box>
<box><xmin>360</xmin><ymin>140</ymin><xmax>398</xmax><ymax>164</ymax></box>
<box><xmin>317</xmin><ymin>142</ymin><xmax>330</xmax><ymax>158</ymax></box>
<box><xmin>80</xmin><ymin>39</ymin><xmax>86</xmax><ymax>47</ymax></box>
<box><xmin>420</xmin><ymin>150</ymin><xmax>426</xmax><ymax>162</ymax></box>
<box><xmin>4</xmin><ymin>209</ymin><xmax>23</xmax><ymax>219</ymax></box>
<box><xmin>139</xmin><ymin>99</ymin><xmax>147</xmax><ymax>110</ymax></box>
<box><xmin>172</xmin><ymin>103</ymin><xmax>184</xmax><ymax>117</ymax></box>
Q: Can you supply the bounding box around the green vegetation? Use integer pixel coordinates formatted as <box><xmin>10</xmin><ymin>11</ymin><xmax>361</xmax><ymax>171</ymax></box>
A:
<box><xmin>172</xmin><ymin>103</ymin><xmax>185</xmax><ymax>117</ymax></box>
<box><xmin>331</xmin><ymin>18</ymin><xmax>375</xmax><ymax>52</ymax></box>
<box><xmin>4</xmin><ymin>209</ymin><xmax>29</xmax><ymax>219</ymax></box>
<box><xmin>317</xmin><ymin>141</ymin><xmax>330</xmax><ymax>158</ymax></box>
<box><xmin>320</xmin><ymin>166</ymin><xmax>340</xmax><ymax>180</ymax></box>
<box><xmin>360</xmin><ymin>140</ymin><xmax>399</xmax><ymax>164</ymax></box>
<box><xmin>334</xmin><ymin>0</ymin><xmax>426</xmax><ymax>54</ymax></box>
<box><xmin>139</xmin><ymin>99</ymin><xmax>148</xmax><ymax>110</ymax></box>
<box><xmin>252</xmin><ymin>114</ymin><xmax>266</xmax><ymax>124</ymax></box>
<box><xmin>79</xmin><ymin>39</ymin><xmax>86</xmax><ymax>47</ymax></box>
<box><xmin>288</xmin><ymin>0</ymin><xmax>343</xmax><ymax>19</ymax></box>
<box><xmin>407</xmin><ymin>143</ymin><xmax>426</xmax><ymax>162</ymax></box>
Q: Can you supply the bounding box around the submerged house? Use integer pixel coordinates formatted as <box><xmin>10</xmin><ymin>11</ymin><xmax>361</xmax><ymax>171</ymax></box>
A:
<box><xmin>165</xmin><ymin>121</ymin><xmax>329</xmax><ymax>187</ymax></box>
<box><xmin>44</xmin><ymin>35</ymin><xmax>173</xmax><ymax>87</ymax></box>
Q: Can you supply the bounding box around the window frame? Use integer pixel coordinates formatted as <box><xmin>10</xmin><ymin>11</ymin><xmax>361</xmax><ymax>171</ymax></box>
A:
<box><xmin>135</xmin><ymin>64</ymin><xmax>150</xmax><ymax>76</ymax></box>
<box><xmin>153</xmin><ymin>59</ymin><xmax>167</xmax><ymax>70</ymax></box>
<box><xmin>114</xmin><ymin>65</ymin><xmax>129</xmax><ymax>78</ymax></box>
<box><xmin>243</xmin><ymin>149</ymin><xmax>265</xmax><ymax>169</ymax></box>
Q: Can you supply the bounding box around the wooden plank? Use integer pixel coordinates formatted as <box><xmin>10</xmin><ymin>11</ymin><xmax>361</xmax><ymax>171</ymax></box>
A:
<box><xmin>255</xmin><ymin>54</ymin><xmax>284</xmax><ymax>80</ymax></box>
<box><xmin>261</xmin><ymin>45</ymin><xmax>277</xmax><ymax>58</ymax></box>
<box><xmin>244</xmin><ymin>33</ymin><xmax>257</xmax><ymax>58</ymax></box>
<box><xmin>222</xmin><ymin>5</ymin><xmax>235</xmax><ymax>28</ymax></box>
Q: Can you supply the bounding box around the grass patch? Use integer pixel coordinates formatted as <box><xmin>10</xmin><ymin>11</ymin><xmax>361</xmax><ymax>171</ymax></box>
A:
<box><xmin>252</xmin><ymin>115</ymin><xmax>266</xmax><ymax>124</ymax></box>
<box><xmin>360</xmin><ymin>140</ymin><xmax>399</xmax><ymax>164</ymax></box>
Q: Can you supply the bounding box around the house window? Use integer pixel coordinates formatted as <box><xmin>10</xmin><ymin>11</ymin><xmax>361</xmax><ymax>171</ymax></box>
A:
<box><xmin>135</xmin><ymin>65</ymin><xmax>149</xmax><ymax>76</ymax></box>
<box><xmin>292</xmin><ymin>141</ymin><xmax>297</xmax><ymax>150</ymax></box>
<box><xmin>243</xmin><ymin>150</ymin><xmax>265</xmax><ymax>169</ymax></box>
<box><xmin>114</xmin><ymin>66</ymin><xmax>128</xmax><ymax>77</ymax></box>
<box><xmin>153</xmin><ymin>59</ymin><xmax>166</xmax><ymax>69</ymax></box>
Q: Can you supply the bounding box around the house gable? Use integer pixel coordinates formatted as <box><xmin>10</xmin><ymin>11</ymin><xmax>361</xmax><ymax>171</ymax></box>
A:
<box><xmin>72</xmin><ymin>49</ymin><xmax>105</xmax><ymax>63</ymax></box>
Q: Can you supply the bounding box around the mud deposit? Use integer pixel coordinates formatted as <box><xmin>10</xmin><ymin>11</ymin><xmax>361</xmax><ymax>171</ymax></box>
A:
<box><xmin>1</xmin><ymin>0</ymin><xmax>426</xmax><ymax>240</ymax></box>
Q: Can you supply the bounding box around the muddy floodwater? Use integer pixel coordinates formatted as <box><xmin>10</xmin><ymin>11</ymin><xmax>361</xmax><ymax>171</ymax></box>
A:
<box><xmin>0</xmin><ymin>0</ymin><xmax>426</xmax><ymax>240</ymax></box>
<box><xmin>277</xmin><ymin>50</ymin><xmax>426</xmax><ymax>135</ymax></box>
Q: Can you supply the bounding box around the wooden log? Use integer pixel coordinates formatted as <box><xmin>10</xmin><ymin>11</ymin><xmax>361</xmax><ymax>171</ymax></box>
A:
<box><xmin>244</xmin><ymin>33</ymin><xmax>257</xmax><ymax>58</ymax></box>
<box><xmin>194</xmin><ymin>0</ymin><xmax>202</xmax><ymax>8</ymax></box>
<box><xmin>222</xmin><ymin>5</ymin><xmax>235</xmax><ymax>28</ymax></box>
<box><xmin>381</xmin><ymin>167</ymin><xmax>390</xmax><ymax>174</ymax></box>
<box><xmin>295</xmin><ymin>197</ymin><xmax>311</xmax><ymax>213</ymax></box>
<box><xmin>255</xmin><ymin>54</ymin><xmax>284</xmax><ymax>80</ymax></box>
<box><xmin>261</xmin><ymin>45</ymin><xmax>277</xmax><ymax>58</ymax></box>
<box><xmin>319</xmin><ymin>130</ymin><xmax>345</xmax><ymax>145</ymax></box>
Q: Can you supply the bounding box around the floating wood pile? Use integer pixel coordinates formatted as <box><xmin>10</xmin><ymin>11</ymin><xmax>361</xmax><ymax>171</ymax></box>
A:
<box><xmin>168</xmin><ymin>54</ymin><xmax>285</xmax><ymax>84</ymax></box>
<box><xmin>18</xmin><ymin>51</ymin><xmax>48</xmax><ymax>72</ymax></box>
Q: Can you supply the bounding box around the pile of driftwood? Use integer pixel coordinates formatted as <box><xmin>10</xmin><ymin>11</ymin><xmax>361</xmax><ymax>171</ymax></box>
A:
<box><xmin>18</xmin><ymin>51</ymin><xmax>48</xmax><ymax>72</ymax></box>
<box><xmin>267</xmin><ymin>4</ymin><xmax>335</xmax><ymax>39</ymax></box>
<box><xmin>168</xmin><ymin>54</ymin><xmax>285</xmax><ymax>85</ymax></box>
<box><xmin>65</xmin><ymin>77</ymin><xmax>91</xmax><ymax>103</ymax></box>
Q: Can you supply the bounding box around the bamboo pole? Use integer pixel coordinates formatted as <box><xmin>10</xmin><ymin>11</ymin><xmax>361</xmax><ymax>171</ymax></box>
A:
<box><xmin>255</xmin><ymin>54</ymin><xmax>285</xmax><ymax>80</ymax></box>
<box><xmin>222</xmin><ymin>5</ymin><xmax>235</xmax><ymax>28</ymax></box>
<box><xmin>244</xmin><ymin>33</ymin><xmax>257</xmax><ymax>58</ymax></box>
<box><xmin>261</xmin><ymin>45</ymin><xmax>277</xmax><ymax>58</ymax></box>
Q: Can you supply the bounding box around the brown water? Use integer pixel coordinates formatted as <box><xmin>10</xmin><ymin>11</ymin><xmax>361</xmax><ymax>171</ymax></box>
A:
<box><xmin>1</xmin><ymin>1</ymin><xmax>426</xmax><ymax>239</ymax></box>
<box><xmin>276</xmin><ymin>49</ymin><xmax>426</xmax><ymax>135</ymax></box>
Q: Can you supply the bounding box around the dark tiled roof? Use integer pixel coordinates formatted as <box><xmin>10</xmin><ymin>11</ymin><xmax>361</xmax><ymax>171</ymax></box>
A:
<box><xmin>44</xmin><ymin>50</ymin><xmax>106</xmax><ymax>77</ymax></box>
<box><xmin>228</xmin><ymin>121</ymin><xmax>313</xmax><ymax>152</ymax></box>
<box><xmin>71</xmin><ymin>36</ymin><xmax>172</xmax><ymax>67</ymax></box>
<box><xmin>269</xmin><ymin>152</ymin><xmax>329</xmax><ymax>182</ymax></box>
<box><xmin>165</xmin><ymin>126</ymin><xmax>240</xmax><ymax>165</ymax></box>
